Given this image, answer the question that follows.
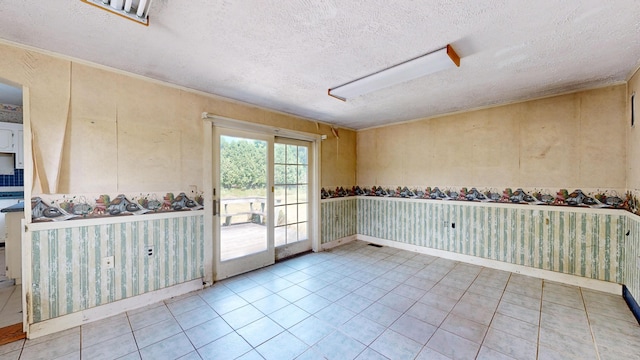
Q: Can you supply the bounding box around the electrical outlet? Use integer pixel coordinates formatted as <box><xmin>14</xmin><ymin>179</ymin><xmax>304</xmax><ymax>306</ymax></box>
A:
<box><xmin>102</xmin><ymin>256</ymin><xmax>115</xmax><ymax>269</ymax></box>
<box><xmin>146</xmin><ymin>246</ymin><xmax>155</xmax><ymax>257</ymax></box>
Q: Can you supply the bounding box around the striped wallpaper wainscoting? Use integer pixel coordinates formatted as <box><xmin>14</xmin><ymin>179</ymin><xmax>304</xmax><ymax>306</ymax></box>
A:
<box><xmin>625</xmin><ymin>214</ymin><xmax>640</xmax><ymax>304</ymax></box>
<box><xmin>356</xmin><ymin>197</ymin><xmax>625</xmax><ymax>283</ymax></box>
<box><xmin>29</xmin><ymin>212</ymin><xmax>205</xmax><ymax>323</ymax></box>
<box><xmin>321</xmin><ymin>198</ymin><xmax>357</xmax><ymax>244</ymax></box>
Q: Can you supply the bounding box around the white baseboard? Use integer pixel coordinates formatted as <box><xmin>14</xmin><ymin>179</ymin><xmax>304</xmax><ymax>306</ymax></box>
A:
<box><xmin>358</xmin><ymin>235</ymin><xmax>622</xmax><ymax>295</ymax></box>
<box><xmin>27</xmin><ymin>279</ymin><xmax>203</xmax><ymax>339</ymax></box>
<box><xmin>321</xmin><ymin>235</ymin><xmax>357</xmax><ymax>250</ymax></box>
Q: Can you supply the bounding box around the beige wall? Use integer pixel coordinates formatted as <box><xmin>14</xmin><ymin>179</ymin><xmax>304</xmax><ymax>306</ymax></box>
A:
<box><xmin>357</xmin><ymin>85</ymin><xmax>627</xmax><ymax>191</ymax></box>
<box><xmin>0</xmin><ymin>42</ymin><xmax>356</xmax><ymax>194</ymax></box>
<box><xmin>321</xmin><ymin>128</ymin><xmax>357</xmax><ymax>189</ymax></box>
<box><xmin>628</xmin><ymin>67</ymin><xmax>640</xmax><ymax>192</ymax></box>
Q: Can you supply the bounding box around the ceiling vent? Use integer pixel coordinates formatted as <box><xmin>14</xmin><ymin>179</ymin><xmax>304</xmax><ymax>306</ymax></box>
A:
<box><xmin>81</xmin><ymin>0</ymin><xmax>152</xmax><ymax>26</ymax></box>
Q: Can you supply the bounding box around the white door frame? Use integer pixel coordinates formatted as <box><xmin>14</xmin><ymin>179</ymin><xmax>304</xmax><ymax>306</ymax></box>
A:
<box><xmin>202</xmin><ymin>114</ymin><xmax>321</xmax><ymax>283</ymax></box>
<box><xmin>21</xmin><ymin>86</ymin><xmax>33</xmax><ymax>333</ymax></box>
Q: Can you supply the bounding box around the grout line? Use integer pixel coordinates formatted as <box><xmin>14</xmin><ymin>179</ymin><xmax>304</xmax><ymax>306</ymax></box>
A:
<box><xmin>356</xmin><ymin>244</ymin><xmax>421</xmax><ymax>357</ymax></box>
<box><xmin>399</xmin><ymin>254</ymin><xmax>479</xmax><ymax>358</ymax></box>
<box><xmin>581</xmin><ymin>287</ymin><xmax>602</xmax><ymax>360</ymax></box>
<box><xmin>124</xmin><ymin>307</ymin><xmax>141</xmax><ymax>357</ymax></box>
<box><xmin>537</xmin><ymin>279</ymin><xmax>544</xmax><ymax>360</ymax></box>
<box><xmin>475</xmin><ymin>272</ymin><xmax>512</xmax><ymax>359</ymax></box>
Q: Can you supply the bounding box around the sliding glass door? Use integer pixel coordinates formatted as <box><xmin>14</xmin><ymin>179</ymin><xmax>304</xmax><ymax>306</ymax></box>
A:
<box><xmin>212</xmin><ymin>128</ymin><xmax>314</xmax><ymax>280</ymax></box>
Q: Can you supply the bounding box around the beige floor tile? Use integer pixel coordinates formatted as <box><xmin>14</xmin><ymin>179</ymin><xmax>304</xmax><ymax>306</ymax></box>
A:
<box><xmin>483</xmin><ymin>327</ymin><xmax>537</xmax><ymax>360</ymax></box>
<box><xmin>466</xmin><ymin>281</ymin><xmax>504</xmax><ymax>299</ymax></box>
<box><xmin>440</xmin><ymin>313</ymin><xmax>488</xmax><ymax>344</ymax></box>
<box><xmin>370</xmin><ymin>329</ymin><xmax>422</xmax><ymax>360</ymax></box>
<box><xmin>429</xmin><ymin>283</ymin><xmax>466</xmax><ymax>301</ymax></box>
<box><xmin>542</xmin><ymin>284</ymin><xmax>584</xmax><ymax>309</ymax></box>
<box><xmin>406</xmin><ymin>302</ymin><xmax>448</xmax><ymax>327</ymax></box>
<box><xmin>587</xmin><ymin>312</ymin><xmax>640</xmax><ymax>338</ymax></box>
<box><xmin>82</xmin><ymin>332</ymin><xmax>137</xmax><ymax>360</ymax></box>
<box><xmin>538</xmin><ymin>327</ymin><xmax>598</xmax><ymax>360</ymax></box>
<box><xmin>389</xmin><ymin>314</ymin><xmax>437</xmax><ymax>345</ymax></box>
<box><xmin>20</xmin><ymin>331</ymin><xmax>79</xmax><ymax>360</ymax></box>
<box><xmin>81</xmin><ymin>314</ymin><xmax>131</xmax><ymax>349</ymax></box>
<box><xmin>540</xmin><ymin>309</ymin><xmax>591</xmax><ymax>339</ymax></box>
<box><xmin>426</xmin><ymin>329</ymin><xmax>480</xmax><ymax>360</ymax></box>
<box><xmin>505</xmin><ymin>280</ymin><xmax>542</xmax><ymax>300</ymax></box>
<box><xmin>476</xmin><ymin>346</ymin><xmax>515</xmax><ymax>360</ymax></box>
<box><xmin>451</xmin><ymin>300</ymin><xmax>495</xmax><ymax>326</ymax></box>
<box><xmin>0</xmin><ymin>285</ymin><xmax>22</xmax><ymax>328</ymax></box>
<box><xmin>0</xmin><ymin>340</ymin><xmax>24</xmax><ymax>357</ymax></box>
<box><xmin>133</xmin><ymin>317</ymin><xmax>183</xmax><ymax>349</ymax></box>
<box><xmin>500</xmin><ymin>291</ymin><xmax>541</xmax><ymax>311</ymax></box>
<box><xmin>23</xmin><ymin>327</ymin><xmax>79</xmax><ymax>349</ymax></box>
<box><xmin>415</xmin><ymin>347</ymin><xmax>452</xmax><ymax>360</ymax></box>
<box><xmin>496</xmin><ymin>300</ymin><xmax>540</xmax><ymax>325</ymax></box>
<box><xmin>0</xmin><ymin>349</ymin><xmax>22</xmax><ymax>360</ymax></box>
<box><xmin>489</xmin><ymin>313</ymin><xmax>538</xmax><ymax>342</ymax></box>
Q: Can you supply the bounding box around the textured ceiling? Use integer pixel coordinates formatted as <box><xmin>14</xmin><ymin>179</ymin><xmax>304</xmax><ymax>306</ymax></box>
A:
<box><xmin>0</xmin><ymin>1</ymin><xmax>639</xmax><ymax>129</ymax></box>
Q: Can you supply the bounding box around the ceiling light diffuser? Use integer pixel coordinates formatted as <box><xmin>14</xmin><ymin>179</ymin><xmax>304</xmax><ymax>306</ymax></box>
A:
<box><xmin>81</xmin><ymin>0</ymin><xmax>152</xmax><ymax>26</ymax></box>
<box><xmin>328</xmin><ymin>44</ymin><xmax>460</xmax><ymax>101</ymax></box>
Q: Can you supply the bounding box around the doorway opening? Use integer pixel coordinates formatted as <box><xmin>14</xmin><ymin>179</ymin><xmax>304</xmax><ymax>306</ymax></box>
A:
<box><xmin>0</xmin><ymin>78</ymin><xmax>26</xmax><ymax>344</ymax></box>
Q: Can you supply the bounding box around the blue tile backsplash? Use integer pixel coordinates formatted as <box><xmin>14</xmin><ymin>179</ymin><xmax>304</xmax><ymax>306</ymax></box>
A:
<box><xmin>0</xmin><ymin>169</ymin><xmax>23</xmax><ymax>187</ymax></box>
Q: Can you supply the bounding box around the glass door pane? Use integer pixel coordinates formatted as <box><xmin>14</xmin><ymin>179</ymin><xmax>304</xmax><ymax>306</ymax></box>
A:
<box><xmin>274</xmin><ymin>139</ymin><xmax>310</xmax><ymax>252</ymax></box>
<box><xmin>215</xmin><ymin>128</ymin><xmax>274</xmax><ymax>280</ymax></box>
<box><xmin>220</xmin><ymin>135</ymin><xmax>268</xmax><ymax>260</ymax></box>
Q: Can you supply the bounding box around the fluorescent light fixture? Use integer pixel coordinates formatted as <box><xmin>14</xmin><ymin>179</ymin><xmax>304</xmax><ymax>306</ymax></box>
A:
<box><xmin>81</xmin><ymin>0</ymin><xmax>152</xmax><ymax>26</ymax></box>
<box><xmin>328</xmin><ymin>44</ymin><xmax>460</xmax><ymax>101</ymax></box>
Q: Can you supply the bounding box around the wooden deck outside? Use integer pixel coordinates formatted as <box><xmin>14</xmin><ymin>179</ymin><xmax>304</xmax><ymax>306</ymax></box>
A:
<box><xmin>220</xmin><ymin>223</ymin><xmax>298</xmax><ymax>261</ymax></box>
<box><xmin>221</xmin><ymin>223</ymin><xmax>267</xmax><ymax>261</ymax></box>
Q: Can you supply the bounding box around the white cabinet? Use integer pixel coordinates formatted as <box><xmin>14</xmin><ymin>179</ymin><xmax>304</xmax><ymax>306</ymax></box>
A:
<box><xmin>0</xmin><ymin>128</ymin><xmax>14</xmax><ymax>152</ymax></box>
<box><xmin>16</xmin><ymin>130</ymin><xmax>23</xmax><ymax>169</ymax></box>
<box><xmin>0</xmin><ymin>123</ymin><xmax>24</xmax><ymax>168</ymax></box>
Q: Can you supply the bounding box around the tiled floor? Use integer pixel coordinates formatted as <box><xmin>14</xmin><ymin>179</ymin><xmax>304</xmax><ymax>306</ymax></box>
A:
<box><xmin>0</xmin><ymin>247</ymin><xmax>22</xmax><ymax>329</ymax></box>
<box><xmin>0</xmin><ymin>285</ymin><xmax>21</xmax><ymax>329</ymax></box>
<box><xmin>1</xmin><ymin>240</ymin><xmax>640</xmax><ymax>360</ymax></box>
